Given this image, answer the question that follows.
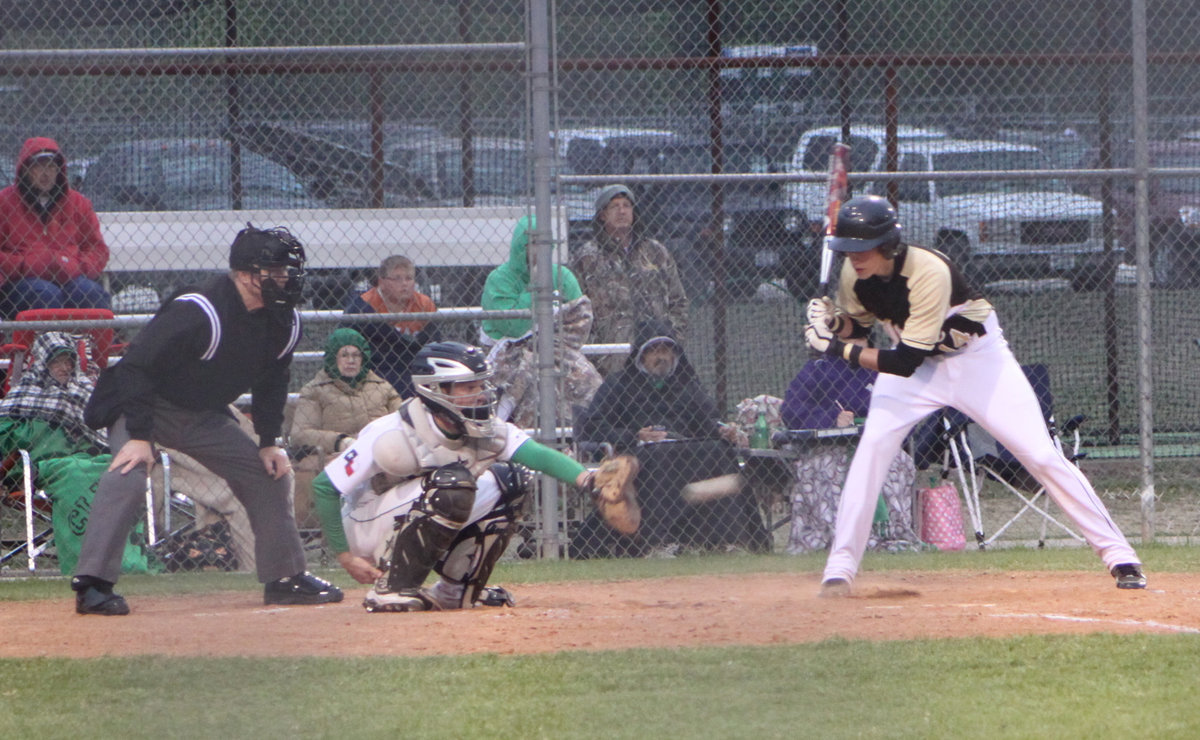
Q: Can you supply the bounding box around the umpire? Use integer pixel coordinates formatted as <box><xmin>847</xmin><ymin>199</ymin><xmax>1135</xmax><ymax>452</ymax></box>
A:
<box><xmin>71</xmin><ymin>225</ymin><xmax>343</xmax><ymax>615</ymax></box>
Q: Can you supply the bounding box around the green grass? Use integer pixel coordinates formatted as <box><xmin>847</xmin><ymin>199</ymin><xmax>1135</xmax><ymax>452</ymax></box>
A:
<box><xmin>1</xmin><ymin>634</ymin><xmax>1199</xmax><ymax>738</ymax></box>
<box><xmin>4</xmin><ymin>549</ymin><xmax>1200</xmax><ymax>738</ymax></box>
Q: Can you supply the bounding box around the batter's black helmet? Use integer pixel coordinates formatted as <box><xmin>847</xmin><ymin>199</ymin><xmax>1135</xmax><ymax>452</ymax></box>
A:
<box><xmin>828</xmin><ymin>195</ymin><xmax>902</xmax><ymax>254</ymax></box>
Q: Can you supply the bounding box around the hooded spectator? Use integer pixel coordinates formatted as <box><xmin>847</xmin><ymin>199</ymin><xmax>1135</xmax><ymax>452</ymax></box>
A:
<box><xmin>0</xmin><ymin>137</ymin><xmax>111</xmax><ymax>318</ymax></box>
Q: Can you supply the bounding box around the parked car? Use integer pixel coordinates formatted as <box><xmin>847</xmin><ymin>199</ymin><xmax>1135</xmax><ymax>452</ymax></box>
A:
<box><xmin>230</xmin><ymin>121</ymin><xmax>443</xmax><ymax>208</ymax></box>
<box><xmin>782</xmin><ymin>124</ymin><xmax>948</xmax><ymax>294</ymax></box>
<box><xmin>787</xmin><ymin>127</ymin><xmax>1117</xmax><ymax>289</ymax></box>
<box><xmin>564</xmin><ymin>129</ymin><xmax>804</xmax><ymax>300</ymax></box>
<box><xmin>82</xmin><ymin>137</ymin><xmax>323</xmax><ymax>211</ymax></box>
<box><xmin>386</xmin><ymin>135</ymin><xmax>530</xmax><ymax>206</ymax></box>
<box><xmin>785</xmin><ymin>124</ymin><xmax>949</xmax><ymax>229</ymax></box>
<box><xmin>1079</xmin><ymin>139</ymin><xmax>1200</xmax><ymax>288</ymax></box>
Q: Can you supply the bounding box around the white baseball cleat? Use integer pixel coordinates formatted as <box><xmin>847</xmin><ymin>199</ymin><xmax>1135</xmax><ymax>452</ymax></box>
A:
<box><xmin>819</xmin><ymin>578</ymin><xmax>853</xmax><ymax>598</ymax></box>
<box><xmin>362</xmin><ymin>586</ymin><xmax>437</xmax><ymax>613</ymax></box>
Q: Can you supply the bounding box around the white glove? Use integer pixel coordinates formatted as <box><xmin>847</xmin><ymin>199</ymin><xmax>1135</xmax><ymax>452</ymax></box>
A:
<box><xmin>806</xmin><ymin>297</ymin><xmax>833</xmax><ymax>330</ymax></box>
<box><xmin>804</xmin><ymin>321</ymin><xmax>837</xmax><ymax>355</ymax></box>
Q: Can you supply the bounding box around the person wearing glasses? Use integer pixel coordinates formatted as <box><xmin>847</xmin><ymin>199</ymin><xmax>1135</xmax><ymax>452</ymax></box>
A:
<box><xmin>288</xmin><ymin>327</ymin><xmax>402</xmax><ymax>528</ymax></box>
<box><xmin>343</xmin><ymin>255</ymin><xmax>441</xmax><ymax>397</ymax></box>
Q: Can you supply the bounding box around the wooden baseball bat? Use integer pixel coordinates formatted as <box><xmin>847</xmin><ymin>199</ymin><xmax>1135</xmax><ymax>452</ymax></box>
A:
<box><xmin>818</xmin><ymin>142</ymin><xmax>851</xmax><ymax>295</ymax></box>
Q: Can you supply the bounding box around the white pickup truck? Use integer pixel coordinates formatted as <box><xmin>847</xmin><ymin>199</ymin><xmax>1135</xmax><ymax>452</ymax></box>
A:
<box><xmin>786</xmin><ymin>128</ymin><xmax>1119</xmax><ymax>290</ymax></box>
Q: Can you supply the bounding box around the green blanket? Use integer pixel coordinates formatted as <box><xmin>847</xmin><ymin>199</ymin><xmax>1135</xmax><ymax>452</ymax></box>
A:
<box><xmin>37</xmin><ymin>453</ymin><xmax>162</xmax><ymax>575</ymax></box>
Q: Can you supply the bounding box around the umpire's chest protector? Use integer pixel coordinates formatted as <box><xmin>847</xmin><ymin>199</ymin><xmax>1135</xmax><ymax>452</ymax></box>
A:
<box><xmin>403</xmin><ymin>401</ymin><xmax>508</xmax><ymax>477</ymax></box>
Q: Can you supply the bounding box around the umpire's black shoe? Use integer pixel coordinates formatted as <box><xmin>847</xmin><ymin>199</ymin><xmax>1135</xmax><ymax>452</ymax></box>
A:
<box><xmin>73</xmin><ymin>577</ymin><xmax>130</xmax><ymax>616</ymax></box>
<box><xmin>1112</xmin><ymin>563</ymin><xmax>1147</xmax><ymax>590</ymax></box>
<box><xmin>264</xmin><ymin>572</ymin><xmax>344</xmax><ymax>605</ymax></box>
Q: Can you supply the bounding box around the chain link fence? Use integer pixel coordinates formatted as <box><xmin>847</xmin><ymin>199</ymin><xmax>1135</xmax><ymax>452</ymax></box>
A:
<box><xmin>2</xmin><ymin>1</ymin><xmax>1199</xmax><ymax>572</ymax></box>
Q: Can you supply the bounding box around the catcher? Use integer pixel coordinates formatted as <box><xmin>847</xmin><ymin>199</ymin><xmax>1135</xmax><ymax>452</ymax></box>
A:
<box><xmin>310</xmin><ymin>340</ymin><xmax>638</xmax><ymax>612</ymax></box>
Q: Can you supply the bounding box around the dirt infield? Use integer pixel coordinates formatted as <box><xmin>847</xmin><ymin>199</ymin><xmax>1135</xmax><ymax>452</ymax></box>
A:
<box><xmin>3</xmin><ymin>570</ymin><xmax>1197</xmax><ymax>658</ymax></box>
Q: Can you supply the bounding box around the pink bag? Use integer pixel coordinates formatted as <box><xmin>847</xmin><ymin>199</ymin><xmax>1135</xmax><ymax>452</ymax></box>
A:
<box><xmin>918</xmin><ymin>482</ymin><xmax>966</xmax><ymax>551</ymax></box>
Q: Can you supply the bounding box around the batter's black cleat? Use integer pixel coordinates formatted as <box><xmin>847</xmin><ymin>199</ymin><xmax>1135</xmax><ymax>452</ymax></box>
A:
<box><xmin>264</xmin><ymin>572</ymin><xmax>344</xmax><ymax>605</ymax></box>
<box><xmin>1111</xmin><ymin>563</ymin><xmax>1147</xmax><ymax>590</ymax></box>
<box><xmin>819</xmin><ymin>578</ymin><xmax>853</xmax><ymax>598</ymax></box>
<box><xmin>75</xmin><ymin>585</ymin><xmax>130</xmax><ymax>616</ymax></box>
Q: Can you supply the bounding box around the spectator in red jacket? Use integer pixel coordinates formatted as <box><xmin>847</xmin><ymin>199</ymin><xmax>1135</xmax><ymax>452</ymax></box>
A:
<box><xmin>0</xmin><ymin>137</ymin><xmax>111</xmax><ymax>318</ymax></box>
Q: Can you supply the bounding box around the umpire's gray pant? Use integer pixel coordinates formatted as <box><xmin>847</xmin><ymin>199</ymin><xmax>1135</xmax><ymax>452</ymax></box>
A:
<box><xmin>75</xmin><ymin>400</ymin><xmax>307</xmax><ymax>584</ymax></box>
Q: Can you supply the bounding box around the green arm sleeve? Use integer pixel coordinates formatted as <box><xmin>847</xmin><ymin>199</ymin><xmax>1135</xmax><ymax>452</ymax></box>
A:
<box><xmin>311</xmin><ymin>471</ymin><xmax>349</xmax><ymax>555</ymax></box>
<box><xmin>511</xmin><ymin>438</ymin><xmax>586</xmax><ymax>484</ymax></box>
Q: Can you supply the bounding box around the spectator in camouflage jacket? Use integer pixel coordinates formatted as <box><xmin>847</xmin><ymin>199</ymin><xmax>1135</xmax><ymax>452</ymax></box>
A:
<box><xmin>570</xmin><ymin>184</ymin><xmax>689</xmax><ymax>377</ymax></box>
<box><xmin>487</xmin><ymin>294</ymin><xmax>602</xmax><ymax>430</ymax></box>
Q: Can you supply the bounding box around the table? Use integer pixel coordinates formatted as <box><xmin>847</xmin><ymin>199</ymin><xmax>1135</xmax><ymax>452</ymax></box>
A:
<box><xmin>739</xmin><ymin>426</ymin><xmax>863</xmax><ymax>539</ymax></box>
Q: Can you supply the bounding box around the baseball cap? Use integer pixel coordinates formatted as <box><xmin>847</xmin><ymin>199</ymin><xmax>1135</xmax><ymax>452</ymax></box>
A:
<box><xmin>28</xmin><ymin>150</ymin><xmax>58</xmax><ymax>164</ymax></box>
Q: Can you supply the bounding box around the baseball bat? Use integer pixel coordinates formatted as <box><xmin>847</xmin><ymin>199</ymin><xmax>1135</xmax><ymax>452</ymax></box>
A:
<box><xmin>818</xmin><ymin>142</ymin><xmax>851</xmax><ymax>295</ymax></box>
<box><xmin>680</xmin><ymin>473</ymin><xmax>745</xmax><ymax>504</ymax></box>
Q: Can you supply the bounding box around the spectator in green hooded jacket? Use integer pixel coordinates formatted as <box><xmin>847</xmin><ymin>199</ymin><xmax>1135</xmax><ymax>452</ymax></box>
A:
<box><xmin>480</xmin><ymin>214</ymin><xmax>582</xmax><ymax>344</ymax></box>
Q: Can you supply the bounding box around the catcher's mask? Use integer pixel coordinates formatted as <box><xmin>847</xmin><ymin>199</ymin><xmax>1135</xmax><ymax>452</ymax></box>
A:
<box><xmin>411</xmin><ymin>341</ymin><xmax>498</xmax><ymax>438</ymax></box>
<box><xmin>229</xmin><ymin>224</ymin><xmax>307</xmax><ymax>310</ymax></box>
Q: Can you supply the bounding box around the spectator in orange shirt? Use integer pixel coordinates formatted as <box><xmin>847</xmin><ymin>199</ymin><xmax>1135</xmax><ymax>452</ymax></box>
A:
<box><xmin>0</xmin><ymin>137</ymin><xmax>111</xmax><ymax>318</ymax></box>
<box><xmin>342</xmin><ymin>255</ymin><xmax>441</xmax><ymax>397</ymax></box>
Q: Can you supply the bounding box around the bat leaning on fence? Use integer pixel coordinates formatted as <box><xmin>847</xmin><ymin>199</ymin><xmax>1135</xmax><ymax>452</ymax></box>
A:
<box><xmin>817</xmin><ymin>142</ymin><xmax>851</xmax><ymax>296</ymax></box>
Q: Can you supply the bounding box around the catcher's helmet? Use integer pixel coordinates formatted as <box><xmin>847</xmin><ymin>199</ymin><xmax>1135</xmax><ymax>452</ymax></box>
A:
<box><xmin>229</xmin><ymin>224</ymin><xmax>307</xmax><ymax>309</ymax></box>
<box><xmin>411</xmin><ymin>341</ymin><xmax>498</xmax><ymax>438</ymax></box>
<box><xmin>828</xmin><ymin>195</ymin><xmax>902</xmax><ymax>254</ymax></box>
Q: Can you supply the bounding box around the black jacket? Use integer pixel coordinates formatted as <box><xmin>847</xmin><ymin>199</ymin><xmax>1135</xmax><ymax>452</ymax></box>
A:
<box><xmin>85</xmin><ymin>274</ymin><xmax>300</xmax><ymax>446</ymax></box>
<box><xmin>578</xmin><ymin>319</ymin><xmax>720</xmax><ymax>454</ymax></box>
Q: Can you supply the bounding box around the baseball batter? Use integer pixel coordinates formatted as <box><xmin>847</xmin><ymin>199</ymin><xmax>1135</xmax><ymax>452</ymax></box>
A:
<box><xmin>310</xmin><ymin>341</ymin><xmax>593</xmax><ymax>612</ymax></box>
<box><xmin>805</xmin><ymin>195</ymin><xmax>1145</xmax><ymax>596</ymax></box>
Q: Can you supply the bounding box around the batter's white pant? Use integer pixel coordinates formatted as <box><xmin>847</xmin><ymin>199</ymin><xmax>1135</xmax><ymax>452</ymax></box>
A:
<box><xmin>343</xmin><ymin>470</ymin><xmax>504</xmax><ymax>565</ymax></box>
<box><xmin>822</xmin><ymin>314</ymin><xmax>1140</xmax><ymax>584</ymax></box>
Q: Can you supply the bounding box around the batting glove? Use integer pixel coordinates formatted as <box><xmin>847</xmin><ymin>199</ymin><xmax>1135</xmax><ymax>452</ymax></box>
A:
<box><xmin>805</xmin><ymin>297</ymin><xmax>831</xmax><ymax>327</ymax></box>
<box><xmin>806</xmin><ymin>297</ymin><xmax>845</xmax><ymax>334</ymax></box>
<box><xmin>804</xmin><ymin>321</ymin><xmax>841</xmax><ymax>355</ymax></box>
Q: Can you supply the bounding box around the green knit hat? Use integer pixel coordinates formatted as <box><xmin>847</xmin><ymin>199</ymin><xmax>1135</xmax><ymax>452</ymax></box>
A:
<box><xmin>323</xmin><ymin>328</ymin><xmax>371</xmax><ymax>387</ymax></box>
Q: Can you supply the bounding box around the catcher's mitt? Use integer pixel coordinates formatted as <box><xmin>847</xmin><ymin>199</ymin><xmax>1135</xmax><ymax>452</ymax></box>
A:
<box><xmin>589</xmin><ymin>454</ymin><xmax>641</xmax><ymax>535</ymax></box>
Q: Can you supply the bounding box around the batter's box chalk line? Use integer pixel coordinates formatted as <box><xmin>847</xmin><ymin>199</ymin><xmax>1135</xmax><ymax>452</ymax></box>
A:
<box><xmin>992</xmin><ymin>612</ymin><xmax>1200</xmax><ymax>634</ymax></box>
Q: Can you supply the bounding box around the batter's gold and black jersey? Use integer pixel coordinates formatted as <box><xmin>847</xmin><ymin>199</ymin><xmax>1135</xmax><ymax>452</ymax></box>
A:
<box><xmin>836</xmin><ymin>245</ymin><xmax>993</xmax><ymax>356</ymax></box>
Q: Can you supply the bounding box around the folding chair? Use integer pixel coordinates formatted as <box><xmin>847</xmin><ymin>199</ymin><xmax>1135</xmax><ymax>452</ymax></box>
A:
<box><xmin>911</xmin><ymin>364</ymin><xmax>1087</xmax><ymax>549</ymax></box>
<box><xmin>0</xmin><ymin>449</ymin><xmax>164</xmax><ymax>572</ymax></box>
<box><xmin>0</xmin><ymin>307</ymin><xmax>124</xmax><ymax>393</ymax></box>
<box><xmin>0</xmin><ymin>309</ymin><xmax>146</xmax><ymax>571</ymax></box>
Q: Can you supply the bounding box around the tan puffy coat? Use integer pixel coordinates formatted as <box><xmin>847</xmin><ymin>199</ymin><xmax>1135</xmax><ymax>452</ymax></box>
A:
<box><xmin>289</xmin><ymin>369</ymin><xmax>403</xmax><ymax>472</ymax></box>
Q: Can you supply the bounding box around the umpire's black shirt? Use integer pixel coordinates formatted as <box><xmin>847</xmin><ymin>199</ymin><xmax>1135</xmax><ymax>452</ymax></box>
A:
<box><xmin>85</xmin><ymin>274</ymin><xmax>301</xmax><ymax>447</ymax></box>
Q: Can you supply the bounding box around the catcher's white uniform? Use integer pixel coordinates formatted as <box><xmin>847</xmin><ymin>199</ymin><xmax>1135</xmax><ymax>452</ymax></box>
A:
<box><xmin>323</xmin><ymin>398</ymin><xmax>529</xmax><ymax>564</ymax></box>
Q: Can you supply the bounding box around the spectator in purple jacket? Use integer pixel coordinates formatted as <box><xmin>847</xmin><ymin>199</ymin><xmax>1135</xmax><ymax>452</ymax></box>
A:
<box><xmin>780</xmin><ymin>347</ymin><xmax>919</xmax><ymax>554</ymax></box>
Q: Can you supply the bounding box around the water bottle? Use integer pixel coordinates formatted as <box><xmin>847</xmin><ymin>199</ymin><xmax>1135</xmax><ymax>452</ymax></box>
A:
<box><xmin>752</xmin><ymin>409</ymin><xmax>770</xmax><ymax>449</ymax></box>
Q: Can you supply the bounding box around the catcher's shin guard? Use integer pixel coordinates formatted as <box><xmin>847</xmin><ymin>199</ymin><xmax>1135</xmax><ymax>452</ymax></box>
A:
<box><xmin>384</xmin><ymin>462</ymin><xmax>477</xmax><ymax>593</ymax></box>
<box><xmin>434</xmin><ymin>462</ymin><xmax>529</xmax><ymax>608</ymax></box>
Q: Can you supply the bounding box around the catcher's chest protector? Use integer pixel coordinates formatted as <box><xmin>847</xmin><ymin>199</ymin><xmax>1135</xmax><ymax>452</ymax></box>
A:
<box><xmin>401</xmin><ymin>401</ymin><xmax>509</xmax><ymax>478</ymax></box>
